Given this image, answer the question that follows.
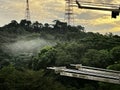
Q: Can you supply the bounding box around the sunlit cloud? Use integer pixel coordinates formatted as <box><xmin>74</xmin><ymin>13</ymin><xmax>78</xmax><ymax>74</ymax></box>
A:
<box><xmin>0</xmin><ymin>0</ymin><xmax>120</xmax><ymax>35</ymax></box>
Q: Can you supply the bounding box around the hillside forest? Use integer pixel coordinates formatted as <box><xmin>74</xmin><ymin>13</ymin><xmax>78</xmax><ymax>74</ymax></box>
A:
<box><xmin>0</xmin><ymin>19</ymin><xmax>120</xmax><ymax>90</ymax></box>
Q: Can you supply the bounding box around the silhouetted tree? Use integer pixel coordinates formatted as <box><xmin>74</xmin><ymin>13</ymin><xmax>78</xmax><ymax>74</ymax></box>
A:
<box><xmin>53</xmin><ymin>20</ymin><xmax>67</xmax><ymax>32</ymax></box>
<box><xmin>6</xmin><ymin>20</ymin><xmax>19</xmax><ymax>27</ymax></box>
<box><xmin>20</xmin><ymin>19</ymin><xmax>31</xmax><ymax>28</ymax></box>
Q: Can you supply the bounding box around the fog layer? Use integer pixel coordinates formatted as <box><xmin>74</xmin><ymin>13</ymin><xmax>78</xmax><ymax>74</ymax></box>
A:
<box><xmin>3</xmin><ymin>37</ymin><xmax>56</xmax><ymax>55</ymax></box>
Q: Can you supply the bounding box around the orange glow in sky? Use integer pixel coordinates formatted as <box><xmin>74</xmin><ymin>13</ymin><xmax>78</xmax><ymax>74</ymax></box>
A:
<box><xmin>0</xmin><ymin>0</ymin><xmax>120</xmax><ymax>35</ymax></box>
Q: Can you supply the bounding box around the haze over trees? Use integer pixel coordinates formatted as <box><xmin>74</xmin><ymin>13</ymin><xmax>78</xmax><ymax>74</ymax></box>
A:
<box><xmin>0</xmin><ymin>19</ymin><xmax>120</xmax><ymax>90</ymax></box>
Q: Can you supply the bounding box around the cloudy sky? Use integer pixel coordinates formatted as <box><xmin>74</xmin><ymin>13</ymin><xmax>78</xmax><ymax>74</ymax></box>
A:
<box><xmin>0</xmin><ymin>0</ymin><xmax>120</xmax><ymax>35</ymax></box>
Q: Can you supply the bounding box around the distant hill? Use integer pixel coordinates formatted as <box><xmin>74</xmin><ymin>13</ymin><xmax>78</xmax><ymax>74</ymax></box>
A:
<box><xmin>0</xmin><ymin>19</ymin><xmax>120</xmax><ymax>90</ymax></box>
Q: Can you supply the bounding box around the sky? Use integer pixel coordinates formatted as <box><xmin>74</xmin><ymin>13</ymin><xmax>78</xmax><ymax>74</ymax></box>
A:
<box><xmin>0</xmin><ymin>0</ymin><xmax>120</xmax><ymax>35</ymax></box>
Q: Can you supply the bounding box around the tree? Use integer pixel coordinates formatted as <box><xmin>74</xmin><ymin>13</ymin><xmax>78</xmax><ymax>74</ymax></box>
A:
<box><xmin>81</xmin><ymin>49</ymin><xmax>111</xmax><ymax>68</ymax></box>
<box><xmin>44</xmin><ymin>23</ymin><xmax>49</xmax><ymax>28</ymax></box>
<box><xmin>30</xmin><ymin>47</ymin><xmax>57</xmax><ymax>70</ymax></box>
<box><xmin>55</xmin><ymin>50</ymin><xmax>74</xmax><ymax>66</ymax></box>
<box><xmin>77</xmin><ymin>25</ymin><xmax>84</xmax><ymax>32</ymax></box>
<box><xmin>32</xmin><ymin>21</ymin><xmax>43</xmax><ymax>29</ymax></box>
<box><xmin>8</xmin><ymin>20</ymin><xmax>18</xmax><ymax>27</ymax></box>
<box><xmin>110</xmin><ymin>46</ymin><xmax>120</xmax><ymax>63</ymax></box>
<box><xmin>107</xmin><ymin>64</ymin><xmax>120</xmax><ymax>71</ymax></box>
<box><xmin>53</xmin><ymin>20</ymin><xmax>67</xmax><ymax>31</ymax></box>
<box><xmin>20</xmin><ymin>19</ymin><xmax>31</xmax><ymax>28</ymax></box>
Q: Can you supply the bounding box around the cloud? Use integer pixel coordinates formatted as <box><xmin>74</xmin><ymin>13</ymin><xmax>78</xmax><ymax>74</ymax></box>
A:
<box><xmin>0</xmin><ymin>0</ymin><xmax>120</xmax><ymax>35</ymax></box>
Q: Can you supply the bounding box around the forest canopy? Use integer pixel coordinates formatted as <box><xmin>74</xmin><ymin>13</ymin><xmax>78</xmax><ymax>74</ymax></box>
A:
<box><xmin>0</xmin><ymin>20</ymin><xmax>120</xmax><ymax>90</ymax></box>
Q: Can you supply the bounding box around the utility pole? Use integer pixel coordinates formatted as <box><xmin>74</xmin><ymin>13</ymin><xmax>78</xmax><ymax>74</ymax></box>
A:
<box><xmin>25</xmin><ymin>0</ymin><xmax>30</xmax><ymax>20</ymax></box>
<box><xmin>65</xmin><ymin>0</ymin><xmax>74</xmax><ymax>25</ymax></box>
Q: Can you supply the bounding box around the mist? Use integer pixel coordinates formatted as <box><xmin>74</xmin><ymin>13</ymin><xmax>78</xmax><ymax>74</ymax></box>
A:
<box><xmin>3</xmin><ymin>37</ymin><xmax>56</xmax><ymax>55</ymax></box>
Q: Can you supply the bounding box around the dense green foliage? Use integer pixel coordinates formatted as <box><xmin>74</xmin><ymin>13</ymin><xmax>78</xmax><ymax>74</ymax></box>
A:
<box><xmin>0</xmin><ymin>20</ymin><xmax>120</xmax><ymax>90</ymax></box>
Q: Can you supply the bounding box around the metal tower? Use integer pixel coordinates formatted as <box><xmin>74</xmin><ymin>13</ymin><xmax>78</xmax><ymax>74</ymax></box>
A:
<box><xmin>65</xmin><ymin>0</ymin><xmax>74</xmax><ymax>25</ymax></box>
<box><xmin>25</xmin><ymin>0</ymin><xmax>30</xmax><ymax>20</ymax></box>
